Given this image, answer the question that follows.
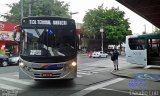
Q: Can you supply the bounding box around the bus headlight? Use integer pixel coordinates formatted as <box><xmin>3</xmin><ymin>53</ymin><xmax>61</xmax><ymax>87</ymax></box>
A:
<box><xmin>19</xmin><ymin>62</ymin><xmax>24</xmax><ymax>67</ymax></box>
<box><xmin>71</xmin><ymin>61</ymin><xmax>77</xmax><ymax>67</ymax></box>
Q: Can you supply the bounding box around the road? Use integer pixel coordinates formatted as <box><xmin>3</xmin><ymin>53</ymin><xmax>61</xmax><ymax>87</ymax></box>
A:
<box><xmin>0</xmin><ymin>54</ymin><xmax>159</xmax><ymax>96</ymax></box>
<box><xmin>0</xmin><ymin>54</ymin><xmax>101</xmax><ymax>74</ymax></box>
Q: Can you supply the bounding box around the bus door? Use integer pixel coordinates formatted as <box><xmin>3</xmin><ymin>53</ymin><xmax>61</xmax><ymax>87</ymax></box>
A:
<box><xmin>126</xmin><ymin>37</ymin><xmax>147</xmax><ymax>65</ymax></box>
<box><xmin>148</xmin><ymin>39</ymin><xmax>160</xmax><ymax>65</ymax></box>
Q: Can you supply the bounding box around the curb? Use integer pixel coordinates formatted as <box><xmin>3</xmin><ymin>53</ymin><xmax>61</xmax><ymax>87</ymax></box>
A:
<box><xmin>110</xmin><ymin>69</ymin><xmax>160</xmax><ymax>82</ymax></box>
<box><xmin>110</xmin><ymin>70</ymin><xmax>133</xmax><ymax>79</ymax></box>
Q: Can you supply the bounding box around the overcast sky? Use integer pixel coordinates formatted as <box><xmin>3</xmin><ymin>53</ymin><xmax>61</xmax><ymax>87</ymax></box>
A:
<box><xmin>0</xmin><ymin>0</ymin><xmax>154</xmax><ymax>34</ymax></box>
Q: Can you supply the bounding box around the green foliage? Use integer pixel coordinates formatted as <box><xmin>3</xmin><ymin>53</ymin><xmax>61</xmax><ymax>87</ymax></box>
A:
<box><xmin>2</xmin><ymin>0</ymin><xmax>70</xmax><ymax>23</ymax></box>
<box><xmin>82</xmin><ymin>5</ymin><xmax>132</xmax><ymax>45</ymax></box>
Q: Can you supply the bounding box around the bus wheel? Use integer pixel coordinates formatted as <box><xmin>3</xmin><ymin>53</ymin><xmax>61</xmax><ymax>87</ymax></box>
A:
<box><xmin>2</xmin><ymin>61</ymin><xmax>8</xmax><ymax>67</ymax></box>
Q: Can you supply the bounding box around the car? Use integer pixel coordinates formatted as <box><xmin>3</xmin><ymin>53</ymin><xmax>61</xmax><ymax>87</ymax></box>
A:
<box><xmin>9</xmin><ymin>55</ymin><xmax>19</xmax><ymax>65</ymax></box>
<box><xmin>0</xmin><ymin>54</ymin><xmax>9</xmax><ymax>67</ymax></box>
<box><xmin>89</xmin><ymin>51</ymin><xmax>108</xmax><ymax>58</ymax></box>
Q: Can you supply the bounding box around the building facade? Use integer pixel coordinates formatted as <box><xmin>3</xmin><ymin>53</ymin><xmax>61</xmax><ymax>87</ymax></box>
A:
<box><xmin>0</xmin><ymin>21</ymin><xmax>20</xmax><ymax>56</ymax></box>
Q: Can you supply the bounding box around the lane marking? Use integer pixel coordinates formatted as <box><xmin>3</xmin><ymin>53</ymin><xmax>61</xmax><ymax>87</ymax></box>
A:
<box><xmin>0</xmin><ymin>77</ymin><xmax>33</xmax><ymax>85</ymax></box>
<box><xmin>70</xmin><ymin>78</ymin><xmax>125</xmax><ymax>96</ymax></box>
<box><xmin>100</xmin><ymin>88</ymin><xmax>149</xmax><ymax>95</ymax></box>
<box><xmin>0</xmin><ymin>83</ymin><xmax>23</xmax><ymax>90</ymax></box>
<box><xmin>78</xmin><ymin>68</ymin><xmax>106</xmax><ymax>72</ymax></box>
<box><xmin>89</xmin><ymin>69</ymin><xmax>107</xmax><ymax>72</ymax></box>
<box><xmin>13</xmin><ymin>74</ymin><xmax>19</xmax><ymax>77</ymax></box>
<box><xmin>0</xmin><ymin>72</ymin><xmax>18</xmax><ymax>76</ymax></box>
<box><xmin>90</xmin><ymin>72</ymin><xmax>98</xmax><ymax>73</ymax></box>
<box><xmin>77</xmin><ymin>72</ymin><xmax>91</xmax><ymax>75</ymax></box>
<box><xmin>100</xmin><ymin>88</ymin><xmax>129</xmax><ymax>94</ymax></box>
<box><xmin>77</xmin><ymin>70</ymin><xmax>90</xmax><ymax>73</ymax></box>
<box><xmin>77</xmin><ymin>75</ymin><xmax>83</xmax><ymax>77</ymax></box>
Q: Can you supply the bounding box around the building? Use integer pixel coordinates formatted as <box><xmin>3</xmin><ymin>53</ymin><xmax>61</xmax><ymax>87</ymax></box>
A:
<box><xmin>76</xmin><ymin>23</ymin><xmax>82</xmax><ymax>49</ymax></box>
<box><xmin>0</xmin><ymin>21</ymin><xmax>20</xmax><ymax>56</ymax></box>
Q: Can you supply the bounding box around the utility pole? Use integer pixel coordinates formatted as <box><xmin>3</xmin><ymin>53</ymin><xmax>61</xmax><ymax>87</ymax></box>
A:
<box><xmin>21</xmin><ymin>0</ymin><xmax>23</xmax><ymax>20</ymax></box>
<box><xmin>100</xmin><ymin>28</ymin><xmax>104</xmax><ymax>52</ymax></box>
<box><xmin>29</xmin><ymin>0</ymin><xmax>31</xmax><ymax>16</ymax></box>
<box><xmin>144</xmin><ymin>24</ymin><xmax>146</xmax><ymax>33</ymax></box>
<box><xmin>143</xmin><ymin>24</ymin><xmax>146</xmax><ymax>34</ymax></box>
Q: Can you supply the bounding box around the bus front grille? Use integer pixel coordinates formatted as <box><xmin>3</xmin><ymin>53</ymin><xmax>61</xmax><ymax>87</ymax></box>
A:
<box><xmin>32</xmin><ymin>64</ymin><xmax>65</xmax><ymax>70</ymax></box>
<box><xmin>33</xmin><ymin>67</ymin><xmax>63</xmax><ymax>70</ymax></box>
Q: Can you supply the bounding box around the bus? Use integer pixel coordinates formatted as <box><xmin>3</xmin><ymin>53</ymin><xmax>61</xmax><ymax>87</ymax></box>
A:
<box><xmin>14</xmin><ymin>16</ymin><xmax>78</xmax><ymax>80</ymax></box>
<box><xmin>125</xmin><ymin>34</ymin><xmax>160</xmax><ymax>67</ymax></box>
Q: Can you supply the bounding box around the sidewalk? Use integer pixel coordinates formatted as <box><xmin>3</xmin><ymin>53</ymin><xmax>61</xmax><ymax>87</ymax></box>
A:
<box><xmin>78</xmin><ymin>53</ymin><xmax>160</xmax><ymax>81</ymax></box>
<box><xmin>111</xmin><ymin>62</ymin><xmax>160</xmax><ymax>82</ymax></box>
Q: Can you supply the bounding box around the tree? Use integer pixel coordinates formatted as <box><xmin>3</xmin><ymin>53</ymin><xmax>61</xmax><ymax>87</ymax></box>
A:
<box><xmin>82</xmin><ymin>5</ymin><xmax>132</xmax><ymax>47</ymax></box>
<box><xmin>2</xmin><ymin>0</ymin><xmax>70</xmax><ymax>23</ymax></box>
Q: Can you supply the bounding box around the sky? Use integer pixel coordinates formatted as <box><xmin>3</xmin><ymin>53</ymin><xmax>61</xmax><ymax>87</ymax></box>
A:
<box><xmin>0</xmin><ymin>0</ymin><xmax>154</xmax><ymax>34</ymax></box>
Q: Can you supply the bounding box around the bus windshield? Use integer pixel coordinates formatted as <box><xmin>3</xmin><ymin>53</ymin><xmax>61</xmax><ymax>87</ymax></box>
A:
<box><xmin>21</xmin><ymin>28</ymin><xmax>76</xmax><ymax>57</ymax></box>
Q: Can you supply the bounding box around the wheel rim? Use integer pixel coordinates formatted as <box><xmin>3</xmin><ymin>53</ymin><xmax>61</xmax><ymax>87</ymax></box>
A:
<box><xmin>2</xmin><ymin>61</ymin><xmax>8</xmax><ymax>67</ymax></box>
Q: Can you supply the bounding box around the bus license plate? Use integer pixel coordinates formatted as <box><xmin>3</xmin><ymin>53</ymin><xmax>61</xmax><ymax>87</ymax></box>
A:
<box><xmin>42</xmin><ymin>73</ymin><xmax>53</xmax><ymax>77</ymax></box>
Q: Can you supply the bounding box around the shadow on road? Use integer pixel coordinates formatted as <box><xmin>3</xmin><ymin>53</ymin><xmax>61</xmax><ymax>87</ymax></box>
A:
<box><xmin>32</xmin><ymin>79</ymin><xmax>76</xmax><ymax>89</ymax></box>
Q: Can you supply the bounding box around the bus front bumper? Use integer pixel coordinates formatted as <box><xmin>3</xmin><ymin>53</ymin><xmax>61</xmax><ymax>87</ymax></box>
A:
<box><xmin>19</xmin><ymin>67</ymin><xmax>77</xmax><ymax>80</ymax></box>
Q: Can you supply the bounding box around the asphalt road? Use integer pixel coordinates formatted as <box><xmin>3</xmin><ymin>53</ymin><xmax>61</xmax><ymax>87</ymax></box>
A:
<box><xmin>0</xmin><ymin>55</ymin><xmax>159</xmax><ymax>96</ymax></box>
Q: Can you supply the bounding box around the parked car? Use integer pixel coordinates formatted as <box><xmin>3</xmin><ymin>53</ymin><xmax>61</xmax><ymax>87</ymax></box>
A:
<box><xmin>0</xmin><ymin>54</ymin><xmax>9</xmax><ymax>67</ymax></box>
<box><xmin>9</xmin><ymin>55</ymin><xmax>19</xmax><ymax>65</ymax></box>
<box><xmin>89</xmin><ymin>51</ymin><xmax>108</xmax><ymax>58</ymax></box>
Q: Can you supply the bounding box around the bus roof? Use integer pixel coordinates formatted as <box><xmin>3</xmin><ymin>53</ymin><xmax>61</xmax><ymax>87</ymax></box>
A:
<box><xmin>22</xmin><ymin>16</ymin><xmax>74</xmax><ymax>21</ymax></box>
<box><xmin>138</xmin><ymin>33</ymin><xmax>160</xmax><ymax>39</ymax></box>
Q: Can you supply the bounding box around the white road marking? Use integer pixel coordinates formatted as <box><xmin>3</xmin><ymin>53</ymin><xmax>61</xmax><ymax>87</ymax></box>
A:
<box><xmin>101</xmin><ymin>88</ymin><xmax>148</xmax><ymax>96</ymax></box>
<box><xmin>78</xmin><ymin>68</ymin><xmax>108</xmax><ymax>74</ymax></box>
<box><xmin>70</xmin><ymin>78</ymin><xmax>125</xmax><ymax>96</ymax></box>
<box><xmin>77</xmin><ymin>72</ymin><xmax>91</xmax><ymax>75</ymax></box>
<box><xmin>13</xmin><ymin>74</ymin><xmax>19</xmax><ymax>77</ymax></box>
<box><xmin>78</xmin><ymin>67</ymin><xmax>95</xmax><ymax>70</ymax></box>
<box><xmin>89</xmin><ymin>69</ymin><xmax>107</xmax><ymax>73</ymax></box>
<box><xmin>90</xmin><ymin>72</ymin><xmax>98</xmax><ymax>73</ymax></box>
<box><xmin>77</xmin><ymin>70</ymin><xmax>89</xmax><ymax>73</ymax></box>
<box><xmin>77</xmin><ymin>75</ymin><xmax>83</xmax><ymax>77</ymax></box>
<box><xmin>0</xmin><ymin>83</ymin><xmax>22</xmax><ymax>90</ymax></box>
<box><xmin>100</xmin><ymin>88</ymin><xmax>129</xmax><ymax>94</ymax></box>
<box><xmin>0</xmin><ymin>77</ymin><xmax>33</xmax><ymax>85</ymax></box>
<box><xmin>0</xmin><ymin>72</ymin><xmax>18</xmax><ymax>76</ymax></box>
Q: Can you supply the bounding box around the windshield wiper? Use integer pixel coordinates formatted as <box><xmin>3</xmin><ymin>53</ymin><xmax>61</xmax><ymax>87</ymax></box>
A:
<box><xmin>34</xmin><ymin>28</ymin><xmax>41</xmax><ymax>37</ymax></box>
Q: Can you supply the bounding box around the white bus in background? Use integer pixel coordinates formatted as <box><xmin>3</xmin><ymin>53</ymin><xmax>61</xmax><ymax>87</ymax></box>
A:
<box><xmin>125</xmin><ymin>34</ymin><xmax>160</xmax><ymax>67</ymax></box>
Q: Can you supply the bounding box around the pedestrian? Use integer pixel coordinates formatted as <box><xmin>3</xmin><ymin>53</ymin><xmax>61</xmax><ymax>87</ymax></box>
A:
<box><xmin>89</xmin><ymin>49</ymin><xmax>92</xmax><ymax>58</ymax></box>
<box><xmin>111</xmin><ymin>48</ymin><xmax>119</xmax><ymax>70</ymax></box>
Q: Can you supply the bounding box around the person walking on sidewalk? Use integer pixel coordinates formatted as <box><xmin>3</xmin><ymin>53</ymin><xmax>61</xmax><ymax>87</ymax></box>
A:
<box><xmin>111</xmin><ymin>48</ymin><xmax>119</xmax><ymax>70</ymax></box>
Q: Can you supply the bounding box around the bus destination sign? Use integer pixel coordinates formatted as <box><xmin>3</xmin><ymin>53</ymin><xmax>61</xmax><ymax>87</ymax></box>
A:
<box><xmin>23</xmin><ymin>19</ymin><xmax>68</xmax><ymax>26</ymax></box>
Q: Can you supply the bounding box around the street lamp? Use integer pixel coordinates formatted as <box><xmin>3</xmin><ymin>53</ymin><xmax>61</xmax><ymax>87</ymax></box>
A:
<box><xmin>70</xmin><ymin>12</ymin><xmax>79</xmax><ymax>18</ymax></box>
<box><xmin>21</xmin><ymin>0</ymin><xmax>23</xmax><ymax>20</ymax></box>
<box><xmin>100</xmin><ymin>28</ymin><xmax>104</xmax><ymax>52</ymax></box>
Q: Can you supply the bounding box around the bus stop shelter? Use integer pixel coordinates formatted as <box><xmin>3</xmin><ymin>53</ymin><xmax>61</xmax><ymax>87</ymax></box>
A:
<box><xmin>116</xmin><ymin>0</ymin><xmax>160</xmax><ymax>29</ymax></box>
<box><xmin>111</xmin><ymin>0</ymin><xmax>160</xmax><ymax>81</ymax></box>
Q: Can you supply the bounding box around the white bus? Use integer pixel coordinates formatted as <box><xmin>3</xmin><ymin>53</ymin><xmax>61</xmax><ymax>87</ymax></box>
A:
<box><xmin>125</xmin><ymin>34</ymin><xmax>160</xmax><ymax>67</ymax></box>
<box><xmin>13</xmin><ymin>16</ymin><xmax>78</xmax><ymax>80</ymax></box>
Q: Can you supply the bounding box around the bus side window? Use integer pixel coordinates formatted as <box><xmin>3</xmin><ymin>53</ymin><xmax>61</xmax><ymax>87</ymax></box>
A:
<box><xmin>129</xmin><ymin>38</ymin><xmax>145</xmax><ymax>50</ymax></box>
